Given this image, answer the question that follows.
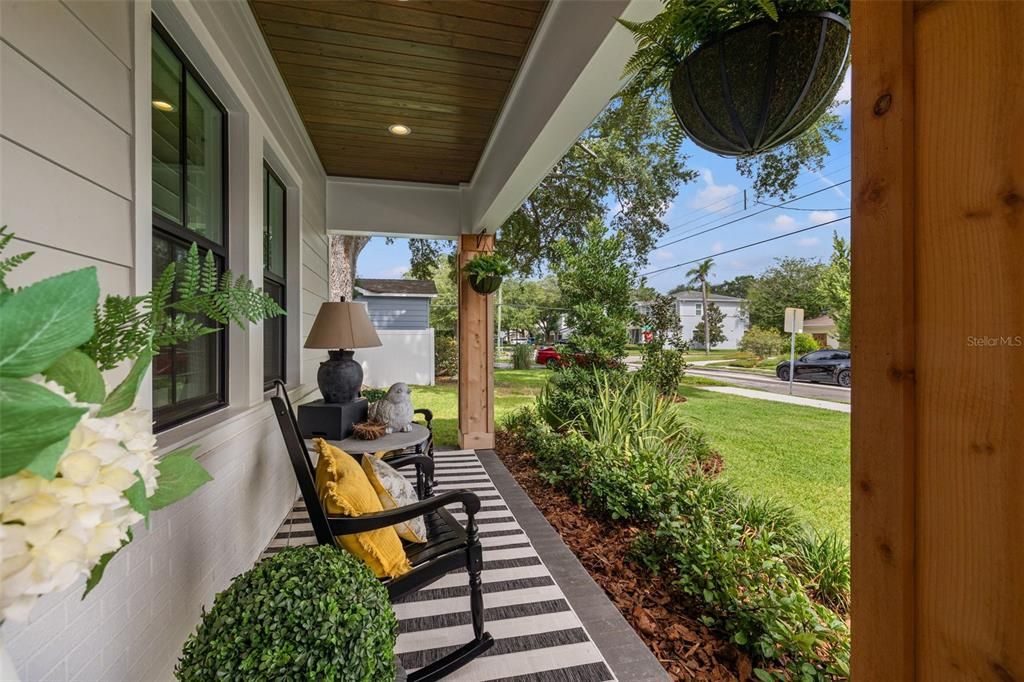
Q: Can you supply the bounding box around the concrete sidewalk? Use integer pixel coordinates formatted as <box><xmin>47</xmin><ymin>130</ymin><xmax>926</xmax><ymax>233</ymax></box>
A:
<box><xmin>694</xmin><ymin>385</ymin><xmax>851</xmax><ymax>413</ymax></box>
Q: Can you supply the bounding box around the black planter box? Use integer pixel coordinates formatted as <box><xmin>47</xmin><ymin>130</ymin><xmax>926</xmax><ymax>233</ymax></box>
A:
<box><xmin>297</xmin><ymin>398</ymin><xmax>368</xmax><ymax>440</ymax></box>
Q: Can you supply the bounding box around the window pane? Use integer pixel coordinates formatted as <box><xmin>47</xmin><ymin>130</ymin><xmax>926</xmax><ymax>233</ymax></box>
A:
<box><xmin>152</xmin><ymin>234</ymin><xmax>224</xmax><ymax>422</ymax></box>
<box><xmin>265</xmin><ymin>170</ymin><xmax>286</xmax><ymax>276</ymax></box>
<box><xmin>152</xmin><ymin>32</ymin><xmax>182</xmax><ymax>223</ymax></box>
<box><xmin>152</xmin><ymin>236</ymin><xmax>176</xmax><ymax>409</ymax></box>
<box><xmin>263</xmin><ymin>279</ymin><xmax>285</xmax><ymax>385</ymax></box>
<box><xmin>185</xmin><ymin>74</ymin><xmax>223</xmax><ymax>243</ymax></box>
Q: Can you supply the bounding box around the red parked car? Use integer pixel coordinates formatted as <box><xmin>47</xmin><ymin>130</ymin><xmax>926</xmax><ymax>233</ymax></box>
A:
<box><xmin>535</xmin><ymin>346</ymin><xmax>561</xmax><ymax>368</ymax></box>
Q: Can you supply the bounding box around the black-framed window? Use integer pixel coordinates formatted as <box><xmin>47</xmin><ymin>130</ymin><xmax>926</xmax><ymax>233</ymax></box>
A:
<box><xmin>151</xmin><ymin>22</ymin><xmax>228</xmax><ymax>431</ymax></box>
<box><xmin>263</xmin><ymin>164</ymin><xmax>286</xmax><ymax>388</ymax></box>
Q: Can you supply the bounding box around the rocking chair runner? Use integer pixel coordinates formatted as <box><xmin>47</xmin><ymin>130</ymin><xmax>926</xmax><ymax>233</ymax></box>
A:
<box><xmin>270</xmin><ymin>383</ymin><xmax>494</xmax><ymax>681</ymax></box>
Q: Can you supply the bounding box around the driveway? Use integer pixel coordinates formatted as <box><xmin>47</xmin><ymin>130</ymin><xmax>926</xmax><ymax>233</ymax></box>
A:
<box><xmin>687</xmin><ymin>366</ymin><xmax>852</xmax><ymax>403</ymax></box>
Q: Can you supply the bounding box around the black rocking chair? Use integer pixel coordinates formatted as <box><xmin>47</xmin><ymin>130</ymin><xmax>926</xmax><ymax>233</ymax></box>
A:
<box><xmin>270</xmin><ymin>383</ymin><xmax>494</xmax><ymax>681</ymax></box>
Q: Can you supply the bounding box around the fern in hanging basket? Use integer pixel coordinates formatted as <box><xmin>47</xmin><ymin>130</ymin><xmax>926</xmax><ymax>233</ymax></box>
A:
<box><xmin>620</xmin><ymin>0</ymin><xmax>850</xmax><ymax>157</ymax></box>
<box><xmin>463</xmin><ymin>253</ymin><xmax>512</xmax><ymax>295</ymax></box>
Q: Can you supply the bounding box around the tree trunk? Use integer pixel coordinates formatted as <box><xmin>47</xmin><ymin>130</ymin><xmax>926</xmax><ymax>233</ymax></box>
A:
<box><xmin>702</xmin><ymin>279</ymin><xmax>710</xmax><ymax>352</ymax></box>
<box><xmin>329</xmin><ymin>235</ymin><xmax>370</xmax><ymax>301</ymax></box>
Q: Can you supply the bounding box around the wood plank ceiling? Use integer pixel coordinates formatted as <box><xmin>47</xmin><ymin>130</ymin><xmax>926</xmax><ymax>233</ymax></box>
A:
<box><xmin>249</xmin><ymin>0</ymin><xmax>547</xmax><ymax>185</ymax></box>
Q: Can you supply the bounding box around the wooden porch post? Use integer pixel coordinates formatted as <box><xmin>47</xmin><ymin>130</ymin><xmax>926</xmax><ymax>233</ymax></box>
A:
<box><xmin>457</xmin><ymin>233</ymin><xmax>495</xmax><ymax>450</ymax></box>
<box><xmin>852</xmin><ymin>1</ymin><xmax>1024</xmax><ymax>678</ymax></box>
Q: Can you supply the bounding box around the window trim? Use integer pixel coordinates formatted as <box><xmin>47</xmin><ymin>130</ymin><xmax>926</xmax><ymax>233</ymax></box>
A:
<box><xmin>262</xmin><ymin>162</ymin><xmax>287</xmax><ymax>389</ymax></box>
<box><xmin>152</xmin><ymin>18</ymin><xmax>230</xmax><ymax>432</ymax></box>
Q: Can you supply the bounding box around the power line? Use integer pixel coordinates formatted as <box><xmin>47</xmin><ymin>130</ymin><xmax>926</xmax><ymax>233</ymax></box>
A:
<box><xmin>655</xmin><ymin>155</ymin><xmax>852</xmax><ymax>239</ymax></box>
<box><xmin>754</xmin><ymin>201</ymin><xmax>850</xmax><ymax>211</ymax></box>
<box><xmin>654</xmin><ymin>179</ymin><xmax>851</xmax><ymax>249</ymax></box>
<box><xmin>643</xmin><ymin>214</ymin><xmax>851</xmax><ymax>277</ymax></box>
<box><xmin>655</xmin><ymin>166</ymin><xmax>851</xmax><ymax>243</ymax></box>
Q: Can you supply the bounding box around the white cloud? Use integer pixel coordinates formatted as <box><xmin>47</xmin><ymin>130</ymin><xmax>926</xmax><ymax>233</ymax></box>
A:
<box><xmin>727</xmin><ymin>259</ymin><xmax>747</xmax><ymax>270</ymax></box>
<box><xmin>710</xmin><ymin>241</ymin><xmax>725</xmax><ymax>254</ymax></box>
<box><xmin>689</xmin><ymin>169</ymin><xmax>740</xmax><ymax>213</ymax></box>
<box><xmin>772</xmin><ymin>214</ymin><xmax>797</xmax><ymax>231</ymax></box>
<box><xmin>809</xmin><ymin>210</ymin><xmax>840</xmax><ymax>224</ymax></box>
<box><xmin>815</xmin><ymin>171</ymin><xmax>849</xmax><ymax>200</ymax></box>
<box><xmin>381</xmin><ymin>265</ymin><xmax>409</xmax><ymax>278</ymax></box>
<box><xmin>796</xmin><ymin>237</ymin><xmax>821</xmax><ymax>247</ymax></box>
<box><xmin>653</xmin><ymin>249</ymin><xmax>674</xmax><ymax>262</ymax></box>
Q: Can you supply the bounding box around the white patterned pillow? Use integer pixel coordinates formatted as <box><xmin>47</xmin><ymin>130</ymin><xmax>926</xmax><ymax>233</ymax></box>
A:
<box><xmin>360</xmin><ymin>453</ymin><xmax>427</xmax><ymax>543</ymax></box>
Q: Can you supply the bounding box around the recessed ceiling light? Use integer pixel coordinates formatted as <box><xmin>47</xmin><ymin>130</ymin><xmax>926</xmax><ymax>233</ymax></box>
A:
<box><xmin>152</xmin><ymin>100</ymin><xmax>175</xmax><ymax>112</ymax></box>
<box><xmin>388</xmin><ymin>124</ymin><xmax>411</xmax><ymax>136</ymax></box>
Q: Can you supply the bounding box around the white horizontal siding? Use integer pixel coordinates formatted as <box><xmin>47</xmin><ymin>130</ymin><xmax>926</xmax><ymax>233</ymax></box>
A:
<box><xmin>2</xmin><ymin>0</ymin><xmax>132</xmax><ymax>130</ymax></box>
<box><xmin>60</xmin><ymin>0</ymin><xmax>132</xmax><ymax>66</ymax></box>
<box><xmin>1</xmin><ymin>140</ymin><xmax>133</xmax><ymax>267</ymax></box>
<box><xmin>1</xmin><ymin>43</ymin><xmax>132</xmax><ymax>199</ymax></box>
<box><xmin>1</xmin><ymin>0</ymin><xmax>333</xmax><ymax>680</ymax></box>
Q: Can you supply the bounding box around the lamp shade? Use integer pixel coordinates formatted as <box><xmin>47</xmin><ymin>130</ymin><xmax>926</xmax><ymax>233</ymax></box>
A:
<box><xmin>304</xmin><ymin>301</ymin><xmax>382</xmax><ymax>350</ymax></box>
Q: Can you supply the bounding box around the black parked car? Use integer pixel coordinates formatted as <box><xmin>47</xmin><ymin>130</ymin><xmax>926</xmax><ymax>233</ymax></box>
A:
<box><xmin>776</xmin><ymin>349</ymin><xmax>851</xmax><ymax>387</ymax></box>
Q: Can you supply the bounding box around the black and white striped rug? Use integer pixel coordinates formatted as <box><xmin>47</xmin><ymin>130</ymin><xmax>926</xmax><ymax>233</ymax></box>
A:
<box><xmin>262</xmin><ymin>449</ymin><xmax>616</xmax><ymax>681</ymax></box>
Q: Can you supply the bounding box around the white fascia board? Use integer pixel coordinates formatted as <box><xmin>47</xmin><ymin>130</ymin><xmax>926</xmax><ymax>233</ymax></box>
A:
<box><xmin>326</xmin><ymin>176</ymin><xmax>464</xmax><ymax>240</ymax></box>
<box><xmin>467</xmin><ymin>0</ymin><xmax>661</xmax><ymax>232</ymax></box>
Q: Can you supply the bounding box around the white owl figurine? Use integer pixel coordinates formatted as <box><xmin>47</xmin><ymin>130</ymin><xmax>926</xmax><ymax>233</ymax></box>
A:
<box><xmin>369</xmin><ymin>382</ymin><xmax>415</xmax><ymax>434</ymax></box>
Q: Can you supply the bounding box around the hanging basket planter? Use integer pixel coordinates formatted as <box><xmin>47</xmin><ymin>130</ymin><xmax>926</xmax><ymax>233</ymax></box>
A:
<box><xmin>463</xmin><ymin>251</ymin><xmax>511</xmax><ymax>296</ymax></box>
<box><xmin>468</xmin><ymin>273</ymin><xmax>503</xmax><ymax>295</ymax></box>
<box><xmin>669</xmin><ymin>12</ymin><xmax>850</xmax><ymax>157</ymax></box>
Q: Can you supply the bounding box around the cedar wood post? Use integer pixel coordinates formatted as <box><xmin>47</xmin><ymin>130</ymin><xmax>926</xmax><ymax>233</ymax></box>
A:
<box><xmin>457</xmin><ymin>233</ymin><xmax>496</xmax><ymax>449</ymax></box>
<box><xmin>852</xmin><ymin>1</ymin><xmax>1023</xmax><ymax>678</ymax></box>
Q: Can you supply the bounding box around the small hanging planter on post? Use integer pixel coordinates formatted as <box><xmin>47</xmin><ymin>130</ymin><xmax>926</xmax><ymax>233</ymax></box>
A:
<box><xmin>463</xmin><ymin>252</ymin><xmax>512</xmax><ymax>296</ymax></box>
<box><xmin>620</xmin><ymin>1</ymin><xmax>851</xmax><ymax>158</ymax></box>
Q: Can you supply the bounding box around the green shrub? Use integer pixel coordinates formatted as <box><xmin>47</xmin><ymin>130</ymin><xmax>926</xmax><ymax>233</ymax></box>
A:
<box><xmin>790</xmin><ymin>532</ymin><xmax>851</xmax><ymax>614</ymax></box>
<box><xmin>739</xmin><ymin>326</ymin><xmax>786</xmax><ymax>360</ymax></box>
<box><xmin>535</xmin><ymin>366</ymin><xmax>620</xmax><ymax>431</ymax></box>
<box><xmin>794</xmin><ymin>332</ymin><xmax>819</xmax><ymax>355</ymax></box>
<box><xmin>511</xmin><ymin>343</ymin><xmax>534</xmax><ymax>370</ymax></box>
<box><xmin>434</xmin><ymin>334</ymin><xmax>458</xmax><ymax>378</ymax></box>
<box><xmin>177</xmin><ymin>546</ymin><xmax>397</xmax><ymax>682</ymax></box>
<box><xmin>362</xmin><ymin>387</ymin><xmax>387</xmax><ymax>403</ymax></box>
<box><xmin>637</xmin><ymin>344</ymin><xmax>688</xmax><ymax>396</ymax></box>
<box><xmin>638</xmin><ymin>484</ymin><xmax>850</xmax><ymax>680</ymax></box>
<box><xmin>505</xmin><ymin>367</ymin><xmax>850</xmax><ymax>678</ymax></box>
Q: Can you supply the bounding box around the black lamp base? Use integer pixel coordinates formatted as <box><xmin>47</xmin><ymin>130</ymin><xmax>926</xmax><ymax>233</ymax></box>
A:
<box><xmin>317</xmin><ymin>349</ymin><xmax>363</xmax><ymax>404</ymax></box>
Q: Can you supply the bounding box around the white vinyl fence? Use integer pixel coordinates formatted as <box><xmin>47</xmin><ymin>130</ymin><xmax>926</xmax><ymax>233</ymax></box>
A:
<box><xmin>355</xmin><ymin>328</ymin><xmax>436</xmax><ymax>388</ymax></box>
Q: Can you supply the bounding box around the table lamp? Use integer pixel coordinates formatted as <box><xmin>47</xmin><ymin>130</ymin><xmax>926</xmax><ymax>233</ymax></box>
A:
<box><xmin>304</xmin><ymin>299</ymin><xmax>382</xmax><ymax>404</ymax></box>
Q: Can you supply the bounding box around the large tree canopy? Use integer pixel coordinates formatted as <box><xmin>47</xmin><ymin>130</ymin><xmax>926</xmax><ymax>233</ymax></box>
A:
<box><xmin>746</xmin><ymin>257</ymin><xmax>829</xmax><ymax>330</ymax></box>
<box><xmin>407</xmin><ymin>91</ymin><xmax>845</xmax><ymax>279</ymax></box>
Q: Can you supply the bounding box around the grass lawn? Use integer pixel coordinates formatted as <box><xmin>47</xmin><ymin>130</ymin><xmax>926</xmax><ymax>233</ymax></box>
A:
<box><xmin>414</xmin><ymin>369</ymin><xmax>850</xmax><ymax>539</ymax></box>
<box><xmin>413</xmin><ymin>369</ymin><xmax>549</xmax><ymax>447</ymax></box>
<box><xmin>676</xmin><ymin>386</ymin><xmax>850</xmax><ymax>539</ymax></box>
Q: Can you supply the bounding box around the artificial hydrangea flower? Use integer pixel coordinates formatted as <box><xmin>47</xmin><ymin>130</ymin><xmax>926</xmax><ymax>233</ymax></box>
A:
<box><xmin>0</xmin><ymin>379</ymin><xmax>159</xmax><ymax>622</ymax></box>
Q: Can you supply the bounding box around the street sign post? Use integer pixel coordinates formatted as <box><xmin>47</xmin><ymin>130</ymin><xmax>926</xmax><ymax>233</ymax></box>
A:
<box><xmin>783</xmin><ymin>307</ymin><xmax>804</xmax><ymax>395</ymax></box>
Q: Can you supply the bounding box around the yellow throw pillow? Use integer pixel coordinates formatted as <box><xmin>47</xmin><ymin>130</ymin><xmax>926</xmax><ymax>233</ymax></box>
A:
<box><xmin>361</xmin><ymin>452</ymin><xmax>427</xmax><ymax>544</ymax></box>
<box><xmin>312</xmin><ymin>439</ymin><xmax>411</xmax><ymax>579</ymax></box>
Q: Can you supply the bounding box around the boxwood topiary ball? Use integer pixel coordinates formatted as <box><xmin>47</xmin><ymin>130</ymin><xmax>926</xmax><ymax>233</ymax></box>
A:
<box><xmin>177</xmin><ymin>545</ymin><xmax>398</xmax><ymax>681</ymax></box>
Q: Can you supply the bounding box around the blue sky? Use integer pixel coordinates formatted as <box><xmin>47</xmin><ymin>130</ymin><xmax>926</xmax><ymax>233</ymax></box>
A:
<box><xmin>357</xmin><ymin>72</ymin><xmax>852</xmax><ymax>293</ymax></box>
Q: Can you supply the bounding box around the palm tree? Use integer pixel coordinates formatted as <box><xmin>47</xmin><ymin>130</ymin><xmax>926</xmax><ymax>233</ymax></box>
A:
<box><xmin>686</xmin><ymin>258</ymin><xmax>715</xmax><ymax>354</ymax></box>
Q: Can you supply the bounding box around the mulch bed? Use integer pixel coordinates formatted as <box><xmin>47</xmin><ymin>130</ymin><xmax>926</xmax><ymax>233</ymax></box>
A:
<box><xmin>493</xmin><ymin>433</ymin><xmax>749</xmax><ymax>682</ymax></box>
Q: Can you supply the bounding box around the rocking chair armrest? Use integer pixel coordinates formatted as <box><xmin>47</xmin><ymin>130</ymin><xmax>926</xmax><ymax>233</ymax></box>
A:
<box><xmin>413</xmin><ymin>408</ymin><xmax>433</xmax><ymax>426</ymax></box>
<box><xmin>327</xmin><ymin>489</ymin><xmax>481</xmax><ymax>535</ymax></box>
<box><xmin>381</xmin><ymin>453</ymin><xmax>434</xmax><ymax>479</ymax></box>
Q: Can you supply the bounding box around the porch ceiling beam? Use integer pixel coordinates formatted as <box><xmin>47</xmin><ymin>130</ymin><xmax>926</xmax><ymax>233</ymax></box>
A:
<box><xmin>467</xmin><ymin>0</ymin><xmax>659</xmax><ymax>233</ymax></box>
